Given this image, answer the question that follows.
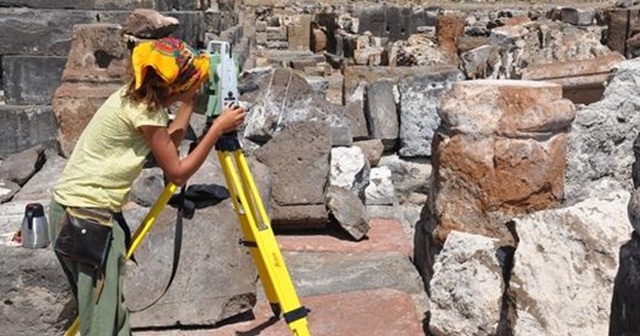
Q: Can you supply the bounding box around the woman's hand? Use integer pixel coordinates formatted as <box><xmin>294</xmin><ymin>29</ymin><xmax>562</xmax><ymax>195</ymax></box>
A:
<box><xmin>213</xmin><ymin>103</ymin><xmax>246</xmax><ymax>134</ymax></box>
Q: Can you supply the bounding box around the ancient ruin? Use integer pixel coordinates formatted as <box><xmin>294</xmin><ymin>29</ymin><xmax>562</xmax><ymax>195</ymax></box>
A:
<box><xmin>2</xmin><ymin>0</ymin><xmax>640</xmax><ymax>335</ymax></box>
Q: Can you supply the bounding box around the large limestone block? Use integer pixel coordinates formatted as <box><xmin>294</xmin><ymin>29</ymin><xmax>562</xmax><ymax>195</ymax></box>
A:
<box><xmin>431</xmin><ymin>80</ymin><xmax>575</xmax><ymax>245</ymax></box>
<box><xmin>511</xmin><ymin>190</ymin><xmax>631</xmax><ymax>336</ymax></box>
<box><xmin>429</xmin><ymin>231</ymin><xmax>504</xmax><ymax>336</ymax></box>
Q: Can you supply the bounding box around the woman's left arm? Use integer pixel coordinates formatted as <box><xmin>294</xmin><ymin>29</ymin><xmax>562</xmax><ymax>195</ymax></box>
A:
<box><xmin>166</xmin><ymin>84</ymin><xmax>200</xmax><ymax>146</ymax></box>
<box><xmin>167</xmin><ymin>99</ymin><xmax>194</xmax><ymax>146</ymax></box>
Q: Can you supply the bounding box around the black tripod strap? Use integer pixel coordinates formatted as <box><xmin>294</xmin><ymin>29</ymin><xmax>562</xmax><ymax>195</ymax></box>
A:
<box><xmin>129</xmin><ymin>184</ymin><xmax>184</xmax><ymax>313</ymax></box>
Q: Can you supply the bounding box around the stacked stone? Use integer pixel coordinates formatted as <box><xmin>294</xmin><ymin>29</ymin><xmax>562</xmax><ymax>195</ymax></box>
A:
<box><xmin>0</xmin><ymin>0</ymin><xmax>241</xmax><ymax>158</ymax></box>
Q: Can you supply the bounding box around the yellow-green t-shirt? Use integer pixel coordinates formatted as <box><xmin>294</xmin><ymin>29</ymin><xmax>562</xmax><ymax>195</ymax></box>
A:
<box><xmin>53</xmin><ymin>86</ymin><xmax>169</xmax><ymax>212</ymax></box>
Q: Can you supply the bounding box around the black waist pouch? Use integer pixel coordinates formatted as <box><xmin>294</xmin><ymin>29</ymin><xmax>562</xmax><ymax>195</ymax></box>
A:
<box><xmin>54</xmin><ymin>207</ymin><xmax>113</xmax><ymax>271</ymax></box>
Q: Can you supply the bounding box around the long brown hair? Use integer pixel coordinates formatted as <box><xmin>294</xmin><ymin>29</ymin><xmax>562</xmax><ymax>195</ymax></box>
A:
<box><xmin>123</xmin><ymin>67</ymin><xmax>171</xmax><ymax>112</ymax></box>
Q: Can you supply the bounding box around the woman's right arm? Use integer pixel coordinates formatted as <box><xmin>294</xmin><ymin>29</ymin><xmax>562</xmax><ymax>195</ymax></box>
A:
<box><xmin>140</xmin><ymin>104</ymin><xmax>246</xmax><ymax>186</ymax></box>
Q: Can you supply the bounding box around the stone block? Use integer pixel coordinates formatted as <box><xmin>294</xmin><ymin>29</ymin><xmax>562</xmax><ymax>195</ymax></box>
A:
<box><xmin>266</xmin><ymin>26</ymin><xmax>287</xmax><ymax>41</ymax></box>
<box><xmin>255</xmin><ymin>31</ymin><xmax>268</xmax><ymax>45</ymax></box>
<box><xmin>432</xmin><ymin>80</ymin><xmax>574</xmax><ymax>244</ymax></box>
<box><xmin>312</xmin><ymin>28</ymin><xmax>327</xmax><ymax>52</ymax></box>
<box><xmin>155</xmin><ymin>0</ymin><xmax>200</xmax><ymax>11</ymax></box>
<box><xmin>0</xmin><ymin>0</ymin><xmax>154</xmax><ymax>9</ymax></box>
<box><xmin>0</xmin><ymin>105</ymin><xmax>57</xmax><ymax>157</ymax></box>
<box><xmin>606</xmin><ymin>8</ymin><xmax>640</xmax><ymax>56</ymax></box>
<box><xmin>353</xmin><ymin>5</ymin><xmax>386</xmax><ymax>36</ymax></box>
<box><xmin>561</xmin><ymin>7</ymin><xmax>595</xmax><ymax>26</ymax></box>
<box><xmin>256</xmin><ymin>20</ymin><xmax>267</xmax><ymax>32</ymax></box>
<box><xmin>204</xmin><ymin>10</ymin><xmax>238</xmax><ymax>35</ymax></box>
<box><xmin>2</xmin><ymin>56</ymin><xmax>66</xmax><ymax>105</ymax></box>
<box><xmin>287</xmin><ymin>15</ymin><xmax>312</xmax><ymax>51</ymax></box>
<box><xmin>52</xmin><ymin>82</ymin><xmax>123</xmax><ymax>157</ymax></box>
<box><xmin>0</xmin><ymin>9</ymin><xmax>97</xmax><ymax>56</ymax></box>
<box><xmin>365</xmin><ymin>79</ymin><xmax>398</xmax><ymax>150</ymax></box>
<box><xmin>290</xmin><ymin>58</ymin><xmax>317</xmax><ymax>70</ymax></box>
<box><xmin>123</xmin><ymin>8</ymin><xmax>180</xmax><ymax>39</ymax></box>
<box><xmin>399</xmin><ymin>70</ymin><xmax>462</xmax><ymax>157</ymax></box>
<box><xmin>521</xmin><ymin>53</ymin><xmax>625</xmax><ymax>104</ymax></box>
<box><xmin>254</xmin><ymin>121</ymin><xmax>331</xmax><ymax>229</ymax></box>
<box><xmin>343</xmin><ymin>65</ymin><xmax>458</xmax><ymax>103</ymax></box>
<box><xmin>0</xmin><ymin>9</ymin><xmax>204</xmax><ymax>57</ymax></box>
<box><xmin>61</xmin><ymin>24</ymin><xmax>130</xmax><ymax>83</ymax></box>
<box><xmin>326</xmin><ymin>71</ymin><xmax>343</xmax><ymax>106</ymax></box>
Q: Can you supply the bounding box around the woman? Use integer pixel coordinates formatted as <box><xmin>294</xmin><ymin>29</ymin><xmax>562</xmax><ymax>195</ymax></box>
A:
<box><xmin>48</xmin><ymin>37</ymin><xmax>245</xmax><ymax>335</ymax></box>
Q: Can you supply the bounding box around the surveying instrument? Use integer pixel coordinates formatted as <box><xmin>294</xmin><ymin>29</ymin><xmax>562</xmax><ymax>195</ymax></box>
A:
<box><xmin>64</xmin><ymin>41</ymin><xmax>311</xmax><ymax>336</ymax></box>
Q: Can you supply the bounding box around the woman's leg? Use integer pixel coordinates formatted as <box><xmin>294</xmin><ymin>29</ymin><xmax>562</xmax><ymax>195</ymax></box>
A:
<box><xmin>49</xmin><ymin>200</ymin><xmax>130</xmax><ymax>336</ymax></box>
<box><xmin>79</xmin><ymin>220</ymin><xmax>130</xmax><ymax>336</ymax></box>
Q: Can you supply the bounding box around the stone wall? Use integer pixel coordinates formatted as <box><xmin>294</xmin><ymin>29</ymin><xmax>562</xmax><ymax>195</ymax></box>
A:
<box><xmin>0</xmin><ymin>0</ymin><xmax>243</xmax><ymax>157</ymax></box>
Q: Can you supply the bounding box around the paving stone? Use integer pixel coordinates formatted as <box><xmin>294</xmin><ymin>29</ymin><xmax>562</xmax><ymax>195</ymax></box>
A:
<box><xmin>277</xmin><ymin>218</ymin><xmax>411</xmax><ymax>256</ymax></box>
<box><xmin>134</xmin><ymin>288</ymin><xmax>425</xmax><ymax>336</ymax></box>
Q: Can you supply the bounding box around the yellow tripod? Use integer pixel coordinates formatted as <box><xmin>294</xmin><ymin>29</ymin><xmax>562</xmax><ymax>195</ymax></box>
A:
<box><xmin>64</xmin><ymin>133</ymin><xmax>310</xmax><ymax>336</ymax></box>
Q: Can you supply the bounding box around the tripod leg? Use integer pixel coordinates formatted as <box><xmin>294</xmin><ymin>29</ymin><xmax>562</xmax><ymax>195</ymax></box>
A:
<box><xmin>216</xmin><ymin>149</ymin><xmax>310</xmax><ymax>336</ymax></box>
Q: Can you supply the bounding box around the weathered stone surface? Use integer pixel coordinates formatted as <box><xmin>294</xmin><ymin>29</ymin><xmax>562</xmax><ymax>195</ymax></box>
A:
<box><xmin>312</xmin><ymin>27</ymin><xmax>327</xmax><ymax>52</ymax></box>
<box><xmin>435</xmin><ymin>14</ymin><xmax>465</xmax><ymax>63</ymax></box>
<box><xmin>431</xmin><ymin>80</ymin><xmax>574</xmax><ymax>245</ymax></box>
<box><xmin>61</xmin><ymin>24</ymin><xmax>129</xmax><ymax>83</ymax></box>
<box><xmin>0</xmin><ymin>9</ymin><xmax>101</xmax><ymax>56</ymax></box>
<box><xmin>566</xmin><ymin>57</ymin><xmax>640</xmax><ymax>201</ymax></box>
<box><xmin>460</xmin><ymin>45</ymin><xmax>492</xmax><ymax>79</ymax></box>
<box><xmin>511</xmin><ymin>190</ymin><xmax>631</xmax><ymax>336</ymax></box>
<box><xmin>353</xmin><ymin>139</ymin><xmax>384</xmax><ymax>167</ymax></box>
<box><xmin>287</xmin><ymin>15</ymin><xmax>312</xmax><ymax>51</ymax></box>
<box><xmin>129</xmin><ymin>167</ymin><xmax>165</xmax><ymax>207</ymax></box>
<box><xmin>345</xmin><ymin>101</ymin><xmax>368</xmax><ymax>141</ymax></box>
<box><xmin>52</xmin><ymin>82</ymin><xmax>123</xmax><ymax>158</ymax></box>
<box><xmin>0</xmin><ymin>246</ymin><xmax>73</xmax><ymax>336</ymax></box>
<box><xmin>2</xmin><ymin>56</ymin><xmax>66</xmax><ymax>105</ymax></box>
<box><xmin>254</xmin><ymin>121</ymin><xmax>331</xmax><ymax>228</ymax></box>
<box><xmin>398</xmin><ymin>70</ymin><xmax>461</xmax><ymax>157</ymax></box>
<box><xmin>343</xmin><ymin>65</ymin><xmax>457</xmax><ymax>104</ymax></box>
<box><xmin>429</xmin><ymin>231</ymin><xmax>504</xmax><ymax>336</ymax></box>
<box><xmin>168</xmin><ymin>288</ymin><xmax>425</xmax><ymax>336</ymax></box>
<box><xmin>364</xmin><ymin>166</ymin><xmax>395</xmax><ymax>206</ymax></box>
<box><xmin>329</xmin><ymin>146</ymin><xmax>370</xmax><ymax>200</ymax></box>
<box><xmin>521</xmin><ymin>53</ymin><xmax>625</xmax><ymax>104</ymax></box>
<box><xmin>0</xmin><ymin>179</ymin><xmax>19</xmax><ymax>204</ymax></box>
<box><xmin>284</xmin><ymin>251</ymin><xmax>425</xmax><ymax>298</ymax></box>
<box><xmin>241</xmin><ymin>68</ymin><xmax>350</xmax><ymax>146</ymax></box>
<box><xmin>560</xmin><ymin>7</ymin><xmax>595</xmax><ymax>26</ymax></box>
<box><xmin>12</xmin><ymin>150</ymin><xmax>66</xmax><ymax>201</ymax></box>
<box><xmin>122</xmin><ymin>8</ymin><xmax>179</xmax><ymax>39</ymax></box>
<box><xmin>0</xmin><ymin>105</ymin><xmax>57</xmax><ymax>158</ymax></box>
<box><xmin>0</xmin><ymin>8</ymin><xmax>204</xmax><ymax>56</ymax></box>
<box><xmin>124</xmin><ymin>150</ymin><xmax>266</xmax><ymax>328</ymax></box>
<box><xmin>0</xmin><ymin>0</ymin><xmax>154</xmax><ymax>9</ymax></box>
<box><xmin>0</xmin><ymin>145</ymin><xmax>45</xmax><ymax>187</ymax></box>
<box><xmin>326</xmin><ymin>186</ymin><xmax>370</xmax><ymax>241</ymax></box>
<box><xmin>378</xmin><ymin>154</ymin><xmax>432</xmax><ymax>204</ymax></box>
<box><xmin>365</xmin><ymin>79</ymin><xmax>398</xmax><ymax>151</ymax></box>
